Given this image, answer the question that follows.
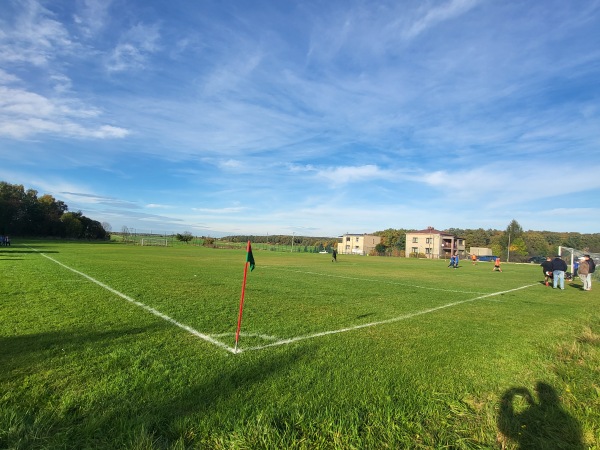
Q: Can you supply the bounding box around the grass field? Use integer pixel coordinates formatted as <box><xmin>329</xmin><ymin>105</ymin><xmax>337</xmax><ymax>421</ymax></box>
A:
<box><xmin>1</xmin><ymin>241</ymin><xmax>599</xmax><ymax>449</ymax></box>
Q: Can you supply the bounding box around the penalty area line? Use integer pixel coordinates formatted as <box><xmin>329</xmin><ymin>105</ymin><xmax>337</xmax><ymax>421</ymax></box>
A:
<box><xmin>261</xmin><ymin>266</ymin><xmax>488</xmax><ymax>295</ymax></box>
<box><xmin>35</xmin><ymin>251</ymin><xmax>237</xmax><ymax>354</ymax></box>
<box><xmin>240</xmin><ymin>283</ymin><xmax>539</xmax><ymax>353</ymax></box>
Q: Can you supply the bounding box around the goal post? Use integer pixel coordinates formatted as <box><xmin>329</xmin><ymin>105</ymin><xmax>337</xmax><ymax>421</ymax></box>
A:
<box><xmin>140</xmin><ymin>238</ymin><xmax>169</xmax><ymax>247</ymax></box>
<box><xmin>559</xmin><ymin>246</ymin><xmax>600</xmax><ymax>280</ymax></box>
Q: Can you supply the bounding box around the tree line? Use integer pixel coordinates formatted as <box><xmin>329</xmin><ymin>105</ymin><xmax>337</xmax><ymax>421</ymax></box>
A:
<box><xmin>0</xmin><ymin>182</ymin><xmax>109</xmax><ymax>239</ymax></box>
<box><xmin>372</xmin><ymin>220</ymin><xmax>600</xmax><ymax>261</ymax></box>
<box><xmin>224</xmin><ymin>220</ymin><xmax>600</xmax><ymax>262</ymax></box>
<box><xmin>224</xmin><ymin>234</ymin><xmax>339</xmax><ymax>250</ymax></box>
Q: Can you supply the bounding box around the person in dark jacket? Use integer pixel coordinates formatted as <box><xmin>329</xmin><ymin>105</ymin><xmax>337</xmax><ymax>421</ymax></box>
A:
<box><xmin>584</xmin><ymin>255</ymin><xmax>595</xmax><ymax>290</ymax></box>
<box><xmin>540</xmin><ymin>257</ymin><xmax>553</xmax><ymax>287</ymax></box>
<box><xmin>551</xmin><ymin>256</ymin><xmax>568</xmax><ymax>290</ymax></box>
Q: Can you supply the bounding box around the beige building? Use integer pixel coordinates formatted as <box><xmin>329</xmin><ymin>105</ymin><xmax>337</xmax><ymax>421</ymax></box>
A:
<box><xmin>337</xmin><ymin>233</ymin><xmax>381</xmax><ymax>255</ymax></box>
<box><xmin>405</xmin><ymin>226</ymin><xmax>465</xmax><ymax>259</ymax></box>
<box><xmin>469</xmin><ymin>247</ymin><xmax>492</xmax><ymax>256</ymax></box>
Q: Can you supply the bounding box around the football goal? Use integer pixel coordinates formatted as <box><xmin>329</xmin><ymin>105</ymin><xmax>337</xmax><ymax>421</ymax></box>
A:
<box><xmin>559</xmin><ymin>246</ymin><xmax>599</xmax><ymax>280</ymax></box>
<box><xmin>141</xmin><ymin>238</ymin><xmax>169</xmax><ymax>247</ymax></box>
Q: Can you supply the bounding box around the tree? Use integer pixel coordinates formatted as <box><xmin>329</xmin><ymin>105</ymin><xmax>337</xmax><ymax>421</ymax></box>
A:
<box><xmin>464</xmin><ymin>228</ymin><xmax>490</xmax><ymax>248</ymax></box>
<box><xmin>176</xmin><ymin>232</ymin><xmax>194</xmax><ymax>243</ymax></box>
<box><xmin>61</xmin><ymin>212</ymin><xmax>83</xmax><ymax>238</ymax></box>
<box><xmin>508</xmin><ymin>237</ymin><xmax>528</xmax><ymax>262</ymax></box>
<box><xmin>375</xmin><ymin>243</ymin><xmax>387</xmax><ymax>256</ymax></box>
<box><xmin>503</xmin><ymin>219</ymin><xmax>524</xmax><ymax>260</ymax></box>
<box><xmin>524</xmin><ymin>231</ymin><xmax>551</xmax><ymax>257</ymax></box>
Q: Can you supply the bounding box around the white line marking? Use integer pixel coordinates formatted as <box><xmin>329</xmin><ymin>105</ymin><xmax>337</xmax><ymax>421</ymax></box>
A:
<box><xmin>240</xmin><ymin>283</ymin><xmax>538</xmax><ymax>352</ymax></box>
<box><xmin>31</xmin><ymin>247</ymin><xmax>537</xmax><ymax>355</ymax></box>
<box><xmin>261</xmin><ymin>266</ymin><xmax>488</xmax><ymax>294</ymax></box>
<box><xmin>36</xmin><ymin>251</ymin><xmax>237</xmax><ymax>354</ymax></box>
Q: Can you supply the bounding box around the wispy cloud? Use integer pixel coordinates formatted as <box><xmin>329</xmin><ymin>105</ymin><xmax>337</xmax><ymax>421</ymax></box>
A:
<box><xmin>403</xmin><ymin>0</ymin><xmax>481</xmax><ymax>40</ymax></box>
<box><xmin>1</xmin><ymin>0</ymin><xmax>599</xmax><ymax>235</ymax></box>
<box><xmin>106</xmin><ymin>23</ymin><xmax>161</xmax><ymax>72</ymax></box>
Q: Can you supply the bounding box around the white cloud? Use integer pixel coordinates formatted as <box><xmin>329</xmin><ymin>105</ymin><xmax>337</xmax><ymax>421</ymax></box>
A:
<box><xmin>106</xmin><ymin>23</ymin><xmax>161</xmax><ymax>72</ymax></box>
<box><xmin>73</xmin><ymin>0</ymin><xmax>113</xmax><ymax>38</ymax></box>
<box><xmin>0</xmin><ymin>86</ymin><xmax>128</xmax><ymax>139</ymax></box>
<box><xmin>404</xmin><ymin>0</ymin><xmax>480</xmax><ymax>40</ymax></box>
<box><xmin>0</xmin><ymin>0</ymin><xmax>75</xmax><ymax>66</ymax></box>
<box><xmin>316</xmin><ymin>165</ymin><xmax>393</xmax><ymax>185</ymax></box>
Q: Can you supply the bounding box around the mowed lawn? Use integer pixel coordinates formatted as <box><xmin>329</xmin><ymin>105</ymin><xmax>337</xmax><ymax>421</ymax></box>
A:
<box><xmin>1</xmin><ymin>241</ymin><xmax>599</xmax><ymax>449</ymax></box>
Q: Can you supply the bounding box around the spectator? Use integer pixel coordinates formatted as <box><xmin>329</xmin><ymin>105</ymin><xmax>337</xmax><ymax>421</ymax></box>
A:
<box><xmin>577</xmin><ymin>256</ymin><xmax>591</xmax><ymax>291</ymax></box>
<box><xmin>540</xmin><ymin>257</ymin><xmax>553</xmax><ymax>287</ymax></box>
<box><xmin>584</xmin><ymin>255</ymin><xmax>595</xmax><ymax>291</ymax></box>
<box><xmin>551</xmin><ymin>256</ymin><xmax>568</xmax><ymax>290</ymax></box>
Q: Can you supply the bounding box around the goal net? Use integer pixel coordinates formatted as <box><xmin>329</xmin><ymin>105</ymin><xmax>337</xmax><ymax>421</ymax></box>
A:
<box><xmin>141</xmin><ymin>238</ymin><xmax>169</xmax><ymax>247</ymax></box>
<box><xmin>559</xmin><ymin>246</ymin><xmax>600</xmax><ymax>280</ymax></box>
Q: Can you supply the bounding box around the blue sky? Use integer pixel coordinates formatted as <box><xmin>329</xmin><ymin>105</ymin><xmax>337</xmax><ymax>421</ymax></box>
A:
<box><xmin>1</xmin><ymin>0</ymin><xmax>599</xmax><ymax>237</ymax></box>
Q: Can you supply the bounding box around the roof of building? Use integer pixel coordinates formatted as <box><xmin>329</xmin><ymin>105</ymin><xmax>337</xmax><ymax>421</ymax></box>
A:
<box><xmin>409</xmin><ymin>226</ymin><xmax>458</xmax><ymax>237</ymax></box>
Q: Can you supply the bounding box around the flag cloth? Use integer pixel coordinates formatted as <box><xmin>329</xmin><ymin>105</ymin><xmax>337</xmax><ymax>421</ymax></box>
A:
<box><xmin>246</xmin><ymin>242</ymin><xmax>255</xmax><ymax>271</ymax></box>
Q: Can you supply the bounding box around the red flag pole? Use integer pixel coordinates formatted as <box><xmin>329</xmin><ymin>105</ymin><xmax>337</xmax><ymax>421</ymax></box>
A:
<box><xmin>234</xmin><ymin>241</ymin><xmax>251</xmax><ymax>352</ymax></box>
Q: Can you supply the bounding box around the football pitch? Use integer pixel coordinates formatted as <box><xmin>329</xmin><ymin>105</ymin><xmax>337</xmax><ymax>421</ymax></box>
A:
<box><xmin>1</xmin><ymin>241</ymin><xmax>599</xmax><ymax>449</ymax></box>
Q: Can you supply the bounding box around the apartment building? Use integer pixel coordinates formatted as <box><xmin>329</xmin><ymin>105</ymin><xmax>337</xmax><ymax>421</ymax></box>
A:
<box><xmin>337</xmin><ymin>233</ymin><xmax>381</xmax><ymax>256</ymax></box>
<box><xmin>405</xmin><ymin>226</ymin><xmax>465</xmax><ymax>259</ymax></box>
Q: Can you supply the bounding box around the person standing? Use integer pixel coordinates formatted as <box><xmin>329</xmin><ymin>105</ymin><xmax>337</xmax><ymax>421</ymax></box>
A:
<box><xmin>492</xmin><ymin>257</ymin><xmax>502</xmax><ymax>272</ymax></box>
<box><xmin>471</xmin><ymin>254</ymin><xmax>478</xmax><ymax>265</ymax></box>
<box><xmin>577</xmin><ymin>256</ymin><xmax>591</xmax><ymax>291</ymax></box>
<box><xmin>540</xmin><ymin>257</ymin><xmax>553</xmax><ymax>287</ymax></box>
<box><xmin>551</xmin><ymin>255</ymin><xmax>568</xmax><ymax>290</ymax></box>
<box><xmin>332</xmin><ymin>248</ymin><xmax>337</xmax><ymax>263</ymax></box>
<box><xmin>584</xmin><ymin>255</ymin><xmax>595</xmax><ymax>291</ymax></box>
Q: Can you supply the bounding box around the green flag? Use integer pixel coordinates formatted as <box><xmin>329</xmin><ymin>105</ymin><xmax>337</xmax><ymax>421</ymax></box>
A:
<box><xmin>246</xmin><ymin>242</ymin><xmax>255</xmax><ymax>271</ymax></box>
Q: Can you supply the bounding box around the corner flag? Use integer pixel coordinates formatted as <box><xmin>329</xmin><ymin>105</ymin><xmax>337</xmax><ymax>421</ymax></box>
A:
<box><xmin>235</xmin><ymin>240</ymin><xmax>255</xmax><ymax>352</ymax></box>
<box><xmin>246</xmin><ymin>242</ymin><xmax>255</xmax><ymax>271</ymax></box>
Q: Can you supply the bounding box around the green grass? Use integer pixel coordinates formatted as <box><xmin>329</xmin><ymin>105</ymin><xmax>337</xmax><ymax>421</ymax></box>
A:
<box><xmin>1</xmin><ymin>241</ymin><xmax>599</xmax><ymax>449</ymax></box>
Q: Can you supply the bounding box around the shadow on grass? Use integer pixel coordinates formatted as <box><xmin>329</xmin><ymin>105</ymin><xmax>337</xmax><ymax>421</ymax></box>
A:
<box><xmin>0</xmin><ymin>326</ymin><xmax>160</xmax><ymax>373</ymax></box>
<box><xmin>0</xmin><ymin>249</ymin><xmax>59</xmax><ymax>254</ymax></box>
<box><xmin>497</xmin><ymin>381</ymin><xmax>583</xmax><ymax>449</ymax></box>
<box><xmin>1</xmin><ymin>325</ymin><xmax>315</xmax><ymax>448</ymax></box>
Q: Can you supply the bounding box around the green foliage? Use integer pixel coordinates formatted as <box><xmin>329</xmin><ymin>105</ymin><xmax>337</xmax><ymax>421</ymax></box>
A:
<box><xmin>508</xmin><ymin>237</ymin><xmax>529</xmax><ymax>262</ymax></box>
<box><xmin>0</xmin><ymin>181</ymin><xmax>107</xmax><ymax>239</ymax></box>
<box><xmin>176</xmin><ymin>231</ymin><xmax>194</xmax><ymax>243</ymax></box>
<box><xmin>371</xmin><ymin>223</ymin><xmax>600</xmax><ymax>258</ymax></box>
<box><xmin>374</xmin><ymin>243</ymin><xmax>387</xmax><ymax>255</ymax></box>
<box><xmin>0</xmin><ymin>241</ymin><xmax>599</xmax><ymax>448</ymax></box>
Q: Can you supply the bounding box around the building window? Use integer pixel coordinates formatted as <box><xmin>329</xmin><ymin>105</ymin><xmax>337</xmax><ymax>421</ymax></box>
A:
<box><xmin>426</xmin><ymin>238</ymin><xmax>432</xmax><ymax>244</ymax></box>
<box><xmin>411</xmin><ymin>247</ymin><xmax>418</xmax><ymax>254</ymax></box>
<box><xmin>412</xmin><ymin>237</ymin><xmax>418</xmax><ymax>243</ymax></box>
<box><xmin>425</xmin><ymin>248</ymin><xmax>431</xmax><ymax>254</ymax></box>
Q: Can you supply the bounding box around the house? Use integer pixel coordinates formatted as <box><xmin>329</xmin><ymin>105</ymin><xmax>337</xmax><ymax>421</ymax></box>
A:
<box><xmin>405</xmin><ymin>226</ymin><xmax>465</xmax><ymax>259</ymax></box>
<box><xmin>337</xmin><ymin>233</ymin><xmax>381</xmax><ymax>256</ymax></box>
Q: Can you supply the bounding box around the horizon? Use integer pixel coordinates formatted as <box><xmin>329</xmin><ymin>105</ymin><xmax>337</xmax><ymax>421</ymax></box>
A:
<box><xmin>1</xmin><ymin>1</ymin><xmax>599</xmax><ymax>237</ymax></box>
